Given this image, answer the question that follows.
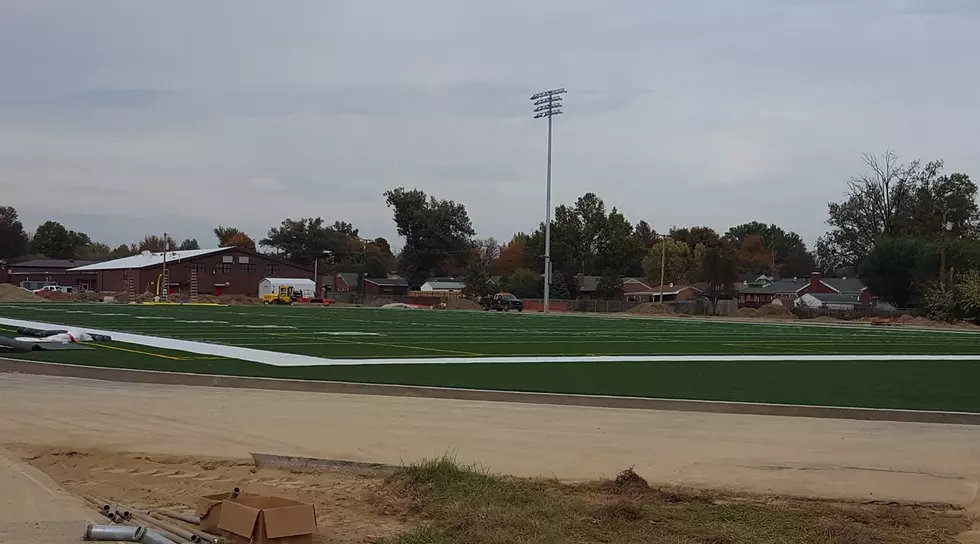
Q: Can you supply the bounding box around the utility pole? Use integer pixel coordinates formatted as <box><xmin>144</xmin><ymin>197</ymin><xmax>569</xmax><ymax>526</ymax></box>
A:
<box><xmin>658</xmin><ymin>235</ymin><xmax>666</xmax><ymax>303</ymax></box>
<box><xmin>941</xmin><ymin>211</ymin><xmax>953</xmax><ymax>288</ymax></box>
<box><xmin>530</xmin><ymin>88</ymin><xmax>566</xmax><ymax>312</ymax></box>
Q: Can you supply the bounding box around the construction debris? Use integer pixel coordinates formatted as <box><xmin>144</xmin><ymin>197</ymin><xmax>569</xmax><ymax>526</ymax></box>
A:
<box><xmin>80</xmin><ymin>489</ymin><xmax>315</xmax><ymax>544</ymax></box>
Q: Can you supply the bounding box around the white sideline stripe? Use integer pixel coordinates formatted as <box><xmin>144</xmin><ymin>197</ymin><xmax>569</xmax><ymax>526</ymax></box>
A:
<box><xmin>2</xmin><ymin>316</ymin><xmax>980</xmax><ymax>367</ymax></box>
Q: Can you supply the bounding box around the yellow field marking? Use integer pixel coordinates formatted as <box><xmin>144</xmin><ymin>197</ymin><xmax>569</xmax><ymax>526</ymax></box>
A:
<box><xmin>92</xmin><ymin>343</ymin><xmax>184</xmax><ymax>360</ymax></box>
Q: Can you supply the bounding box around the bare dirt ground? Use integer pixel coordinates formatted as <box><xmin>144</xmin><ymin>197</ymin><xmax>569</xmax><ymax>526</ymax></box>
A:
<box><xmin>0</xmin><ymin>446</ymin><xmax>99</xmax><ymax>544</ymax></box>
<box><xmin>2</xmin><ymin>373</ymin><xmax>980</xmax><ymax>508</ymax></box>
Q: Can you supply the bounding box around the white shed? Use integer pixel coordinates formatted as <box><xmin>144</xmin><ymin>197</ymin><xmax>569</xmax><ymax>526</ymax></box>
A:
<box><xmin>259</xmin><ymin>277</ymin><xmax>316</xmax><ymax>299</ymax></box>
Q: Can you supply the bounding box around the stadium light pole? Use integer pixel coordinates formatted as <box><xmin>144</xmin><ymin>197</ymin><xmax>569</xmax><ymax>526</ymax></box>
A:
<box><xmin>530</xmin><ymin>88</ymin><xmax>566</xmax><ymax>312</ymax></box>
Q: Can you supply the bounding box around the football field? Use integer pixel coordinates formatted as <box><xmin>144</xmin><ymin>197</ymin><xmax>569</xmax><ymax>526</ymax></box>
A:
<box><xmin>2</xmin><ymin>303</ymin><xmax>980</xmax><ymax>412</ymax></box>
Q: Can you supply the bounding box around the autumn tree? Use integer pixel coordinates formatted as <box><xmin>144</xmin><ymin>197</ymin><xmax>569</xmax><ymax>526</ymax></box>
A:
<box><xmin>214</xmin><ymin>226</ymin><xmax>256</xmax><ymax>250</ymax></box>
<box><xmin>725</xmin><ymin>222</ymin><xmax>815</xmax><ymax>278</ymax></box>
<box><xmin>735</xmin><ymin>235</ymin><xmax>772</xmax><ymax>275</ymax></box>
<box><xmin>496</xmin><ymin>234</ymin><xmax>528</xmax><ymax>275</ymax></box>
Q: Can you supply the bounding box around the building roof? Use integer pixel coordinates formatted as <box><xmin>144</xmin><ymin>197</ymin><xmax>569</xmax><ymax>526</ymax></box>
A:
<box><xmin>821</xmin><ymin>277</ymin><xmax>867</xmax><ymax>294</ymax></box>
<box><xmin>68</xmin><ymin>248</ymin><xmax>230</xmax><ymax>271</ymax></box>
<box><xmin>9</xmin><ymin>259</ymin><xmax>101</xmax><ymax>269</ymax></box>
<box><xmin>423</xmin><ymin>280</ymin><xmax>466</xmax><ymax>290</ymax></box>
<box><xmin>364</xmin><ymin>277</ymin><xmax>408</xmax><ymax>287</ymax></box>
<box><xmin>805</xmin><ymin>293</ymin><xmax>865</xmax><ymax>304</ymax></box>
<box><xmin>739</xmin><ymin>279</ymin><xmax>809</xmax><ymax>295</ymax></box>
<box><xmin>336</xmin><ymin>272</ymin><xmax>359</xmax><ymax>286</ymax></box>
<box><xmin>738</xmin><ymin>273</ymin><xmax>772</xmax><ymax>284</ymax></box>
<box><xmin>261</xmin><ymin>277</ymin><xmax>315</xmax><ymax>285</ymax></box>
<box><xmin>640</xmin><ymin>284</ymin><xmax>701</xmax><ymax>296</ymax></box>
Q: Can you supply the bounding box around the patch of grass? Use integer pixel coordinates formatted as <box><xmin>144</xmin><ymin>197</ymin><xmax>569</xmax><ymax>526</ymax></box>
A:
<box><xmin>379</xmin><ymin>460</ymin><xmax>971</xmax><ymax>544</ymax></box>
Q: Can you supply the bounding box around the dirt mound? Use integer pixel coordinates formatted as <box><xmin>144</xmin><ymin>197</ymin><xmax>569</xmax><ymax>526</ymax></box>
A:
<box><xmin>72</xmin><ymin>292</ymin><xmax>104</xmax><ymax>302</ymax></box>
<box><xmin>753</xmin><ymin>304</ymin><xmax>798</xmax><ymax>319</ymax></box>
<box><xmin>0</xmin><ymin>284</ymin><xmax>47</xmax><ymax>302</ymax></box>
<box><xmin>609</xmin><ymin>467</ymin><xmax>650</xmax><ymax>494</ymax></box>
<box><xmin>807</xmin><ymin>315</ymin><xmax>843</xmax><ymax>323</ymax></box>
<box><xmin>735</xmin><ymin>307</ymin><xmax>757</xmax><ymax>317</ymax></box>
<box><xmin>444</xmin><ymin>297</ymin><xmax>480</xmax><ymax>310</ymax></box>
<box><xmin>35</xmin><ymin>290</ymin><xmax>72</xmax><ymax>301</ymax></box>
<box><xmin>628</xmin><ymin>302</ymin><xmax>672</xmax><ymax>315</ymax></box>
<box><xmin>217</xmin><ymin>294</ymin><xmax>260</xmax><ymax>305</ymax></box>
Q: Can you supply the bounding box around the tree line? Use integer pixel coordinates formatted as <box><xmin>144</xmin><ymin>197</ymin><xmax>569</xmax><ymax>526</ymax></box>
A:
<box><xmin>2</xmin><ymin>149</ymin><xmax>977</xmax><ymax>320</ymax></box>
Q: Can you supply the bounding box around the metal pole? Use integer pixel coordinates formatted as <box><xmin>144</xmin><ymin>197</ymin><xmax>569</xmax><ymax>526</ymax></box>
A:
<box><xmin>658</xmin><ymin>236</ymin><xmax>666</xmax><ymax>303</ymax></box>
<box><xmin>161</xmin><ymin>233</ymin><xmax>168</xmax><ymax>301</ymax></box>
<box><xmin>543</xmin><ymin>110</ymin><xmax>553</xmax><ymax>312</ymax></box>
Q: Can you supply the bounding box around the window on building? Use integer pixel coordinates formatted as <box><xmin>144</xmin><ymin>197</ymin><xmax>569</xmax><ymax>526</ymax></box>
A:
<box><xmin>239</xmin><ymin>256</ymin><xmax>250</xmax><ymax>264</ymax></box>
<box><xmin>189</xmin><ymin>263</ymin><xmax>206</xmax><ymax>273</ymax></box>
<box><xmin>213</xmin><ymin>263</ymin><xmax>232</xmax><ymax>274</ymax></box>
<box><xmin>241</xmin><ymin>263</ymin><xmax>256</xmax><ymax>274</ymax></box>
<box><xmin>264</xmin><ymin>264</ymin><xmax>280</xmax><ymax>275</ymax></box>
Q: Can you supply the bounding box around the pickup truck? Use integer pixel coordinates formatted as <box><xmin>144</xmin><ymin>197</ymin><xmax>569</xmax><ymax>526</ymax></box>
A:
<box><xmin>33</xmin><ymin>285</ymin><xmax>74</xmax><ymax>295</ymax></box>
<box><xmin>480</xmin><ymin>292</ymin><xmax>524</xmax><ymax>312</ymax></box>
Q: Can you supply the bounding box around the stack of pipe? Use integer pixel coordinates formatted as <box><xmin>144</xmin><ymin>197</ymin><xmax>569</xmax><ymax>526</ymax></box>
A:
<box><xmin>81</xmin><ymin>495</ymin><xmax>220</xmax><ymax>544</ymax></box>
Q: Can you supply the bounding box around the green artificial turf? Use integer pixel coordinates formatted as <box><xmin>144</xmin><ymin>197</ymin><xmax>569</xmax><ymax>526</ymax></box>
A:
<box><xmin>2</xmin><ymin>303</ymin><xmax>980</xmax><ymax>412</ymax></box>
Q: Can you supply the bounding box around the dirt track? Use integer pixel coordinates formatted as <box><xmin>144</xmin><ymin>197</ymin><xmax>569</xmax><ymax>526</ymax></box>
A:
<box><xmin>2</xmin><ymin>373</ymin><xmax>979</xmax><ymax>507</ymax></box>
<box><xmin>0</xmin><ymin>446</ymin><xmax>97</xmax><ymax>544</ymax></box>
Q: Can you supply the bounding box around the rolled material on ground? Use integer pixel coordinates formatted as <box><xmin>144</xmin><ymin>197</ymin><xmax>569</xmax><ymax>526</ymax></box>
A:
<box><xmin>85</xmin><ymin>524</ymin><xmax>144</xmax><ymax>541</ymax></box>
<box><xmin>15</xmin><ymin>327</ymin><xmax>68</xmax><ymax>337</ymax></box>
<box><xmin>0</xmin><ymin>336</ymin><xmax>40</xmax><ymax>352</ymax></box>
<box><xmin>15</xmin><ymin>326</ymin><xmax>112</xmax><ymax>341</ymax></box>
<box><xmin>83</xmin><ymin>524</ymin><xmax>177</xmax><ymax>544</ymax></box>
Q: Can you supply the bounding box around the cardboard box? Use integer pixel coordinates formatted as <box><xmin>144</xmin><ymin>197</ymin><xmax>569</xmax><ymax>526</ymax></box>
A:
<box><xmin>212</xmin><ymin>494</ymin><xmax>316</xmax><ymax>544</ymax></box>
<box><xmin>196</xmin><ymin>492</ymin><xmax>239</xmax><ymax>533</ymax></box>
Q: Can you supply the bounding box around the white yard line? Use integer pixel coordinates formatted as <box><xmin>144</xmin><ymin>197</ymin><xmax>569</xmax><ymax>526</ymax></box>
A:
<box><xmin>2</xmin><ymin>316</ymin><xmax>980</xmax><ymax>367</ymax></box>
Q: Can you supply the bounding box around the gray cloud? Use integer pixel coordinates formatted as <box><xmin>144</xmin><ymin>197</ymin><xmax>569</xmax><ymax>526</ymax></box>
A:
<box><xmin>1</xmin><ymin>0</ymin><xmax>978</xmax><ymax>251</ymax></box>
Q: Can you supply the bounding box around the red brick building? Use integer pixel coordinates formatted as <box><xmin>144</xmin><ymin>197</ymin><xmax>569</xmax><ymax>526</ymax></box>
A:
<box><xmin>1</xmin><ymin>259</ymin><xmax>101</xmax><ymax>291</ymax></box>
<box><xmin>738</xmin><ymin>272</ymin><xmax>872</xmax><ymax>308</ymax></box>
<box><xmin>69</xmin><ymin>247</ymin><xmax>313</xmax><ymax>297</ymax></box>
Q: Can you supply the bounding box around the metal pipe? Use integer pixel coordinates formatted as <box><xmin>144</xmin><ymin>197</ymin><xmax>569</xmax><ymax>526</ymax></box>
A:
<box><xmin>131</xmin><ymin>511</ymin><xmax>197</xmax><ymax>543</ymax></box>
<box><xmin>142</xmin><ymin>530</ymin><xmax>178</xmax><ymax>544</ymax></box>
<box><xmin>85</xmin><ymin>524</ymin><xmax>145</xmax><ymax>541</ymax></box>
<box><xmin>114</xmin><ymin>504</ymin><xmax>133</xmax><ymax>520</ymax></box>
<box><xmin>151</xmin><ymin>513</ymin><xmax>216</xmax><ymax>543</ymax></box>
<box><xmin>157</xmin><ymin>511</ymin><xmax>200</xmax><ymax>526</ymax></box>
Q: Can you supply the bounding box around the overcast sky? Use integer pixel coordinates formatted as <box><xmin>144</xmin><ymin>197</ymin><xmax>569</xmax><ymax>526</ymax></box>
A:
<box><xmin>2</xmin><ymin>1</ymin><xmax>979</xmax><ymax>250</ymax></box>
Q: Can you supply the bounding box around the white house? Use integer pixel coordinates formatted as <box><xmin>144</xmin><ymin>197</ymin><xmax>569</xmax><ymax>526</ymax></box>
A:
<box><xmin>420</xmin><ymin>280</ymin><xmax>466</xmax><ymax>292</ymax></box>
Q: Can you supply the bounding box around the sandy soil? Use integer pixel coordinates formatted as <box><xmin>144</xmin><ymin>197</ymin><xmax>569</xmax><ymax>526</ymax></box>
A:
<box><xmin>9</xmin><ymin>446</ymin><xmax>406</xmax><ymax>544</ymax></box>
<box><xmin>0</xmin><ymin>446</ymin><xmax>98</xmax><ymax>544</ymax></box>
<box><xmin>2</xmin><ymin>373</ymin><xmax>980</xmax><ymax>509</ymax></box>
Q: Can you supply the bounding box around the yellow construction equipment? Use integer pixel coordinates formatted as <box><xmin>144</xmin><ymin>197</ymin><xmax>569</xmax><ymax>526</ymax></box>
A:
<box><xmin>262</xmin><ymin>285</ymin><xmax>294</xmax><ymax>305</ymax></box>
